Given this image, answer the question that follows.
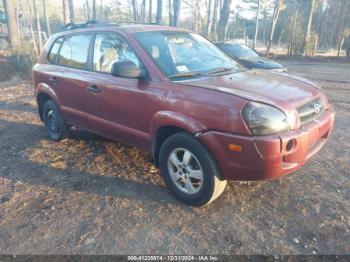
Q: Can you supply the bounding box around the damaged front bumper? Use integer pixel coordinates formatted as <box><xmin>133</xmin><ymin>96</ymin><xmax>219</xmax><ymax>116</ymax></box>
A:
<box><xmin>198</xmin><ymin>108</ymin><xmax>335</xmax><ymax>181</ymax></box>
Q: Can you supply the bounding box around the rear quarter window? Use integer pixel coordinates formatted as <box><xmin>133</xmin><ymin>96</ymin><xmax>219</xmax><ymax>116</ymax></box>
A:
<box><xmin>59</xmin><ymin>34</ymin><xmax>92</xmax><ymax>70</ymax></box>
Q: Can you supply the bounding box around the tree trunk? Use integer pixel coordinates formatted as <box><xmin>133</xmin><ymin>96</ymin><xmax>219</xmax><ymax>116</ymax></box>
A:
<box><xmin>85</xmin><ymin>0</ymin><xmax>90</xmax><ymax>21</ymax></box>
<box><xmin>4</xmin><ymin>0</ymin><xmax>19</xmax><ymax>48</ymax></box>
<box><xmin>62</xmin><ymin>0</ymin><xmax>68</xmax><ymax>24</ymax></box>
<box><xmin>100</xmin><ymin>0</ymin><xmax>103</xmax><ymax>18</ymax></box>
<box><xmin>27</xmin><ymin>0</ymin><xmax>38</xmax><ymax>56</ymax></box>
<box><xmin>42</xmin><ymin>0</ymin><xmax>51</xmax><ymax>36</ymax></box>
<box><xmin>217</xmin><ymin>0</ymin><xmax>231</xmax><ymax>41</ymax></box>
<box><xmin>210</xmin><ymin>0</ymin><xmax>219</xmax><ymax>40</ymax></box>
<box><xmin>337</xmin><ymin>0</ymin><xmax>348</xmax><ymax>56</ymax></box>
<box><xmin>16</xmin><ymin>0</ymin><xmax>20</xmax><ymax>59</ymax></box>
<box><xmin>68</xmin><ymin>0</ymin><xmax>75</xmax><ymax>23</ymax></box>
<box><xmin>168</xmin><ymin>0</ymin><xmax>173</xmax><ymax>25</ymax></box>
<box><xmin>149</xmin><ymin>0</ymin><xmax>153</xmax><ymax>22</ymax></box>
<box><xmin>302</xmin><ymin>0</ymin><xmax>316</xmax><ymax>56</ymax></box>
<box><xmin>205</xmin><ymin>0</ymin><xmax>212</xmax><ymax>36</ymax></box>
<box><xmin>173</xmin><ymin>0</ymin><xmax>181</xmax><ymax>27</ymax></box>
<box><xmin>253</xmin><ymin>0</ymin><xmax>260</xmax><ymax>49</ymax></box>
<box><xmin>142</xmin><ymin>0</ymin><xmax>146</xmax><ymax>22</ymax></box>
<box><xmin>92</xmin><ymin>0</ymin><xmax>97</xmax><ymax>20</ymax></box>
<box><xmin>131</xmin><ymin>0</ymin><xmax>137</xmax><ymax>21</ymax></box>
<box><xmin>156</xmin><ymin>0</ymin><xmax>162</xmax><ymax>25</ymax></box>
<box><xmin>266</xmin><ymin>0</ymin><xmax>281</xmax><ymax>57</ymax></box>
<box><xmin>32</xmin><ymin>0</ymin><xmax>42</xmax><ymax>53</ymax></box>
<box><xmin>288</xmin><ymin>2</ymin><xmax>298</xmax><ymax>55</ymax></box>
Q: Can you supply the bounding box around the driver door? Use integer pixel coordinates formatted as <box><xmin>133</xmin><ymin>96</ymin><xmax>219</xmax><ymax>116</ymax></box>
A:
<box><xmin>84</xmin><ymin>32</ymin><xmax>156</xmax><ymax>149</ymax></box>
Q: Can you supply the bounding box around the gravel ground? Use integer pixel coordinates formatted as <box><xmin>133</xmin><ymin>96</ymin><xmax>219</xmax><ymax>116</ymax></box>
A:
<box><xmin>0</xmin><ymin>61</ymin><xmax>349</xmax><ymax>255</ymax></box>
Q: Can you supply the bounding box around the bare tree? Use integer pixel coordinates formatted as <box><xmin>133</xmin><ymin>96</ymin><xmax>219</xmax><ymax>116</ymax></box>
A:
<box><xmin>168</xmin><ymin>0</ymin><xmax>173</xmax><ymax>25</ymax></box>
<box><xmin>42</xmin><ymin>0</ymin><xmax>51</xmax><ymax>36</ymax></box>
<box><xmin>85</xmin><ymin>0</ymin><xmax>90</xmax><ymax>21</ymax></box>
<box><xmin>156</xmin><ymin>0</ymin><xmax>162</xmax><ymax>25</ymax></box>
<box><xmin>205</xmin><ymin>0</ymin><xmax>212</xmax><ymax>36</ymax></box>
<box><xmin>217</xmin><ymin>0</ymin><xmax>232</xmax><ymax>41</ymax></box>
<box><xmin>253</xmin><ymin>0</ymin><xmax>261</xmax><ymax>49</ymax></box>
<box><xmin>99</xmin><ymin>0</ymin><xmax>103</xmax><ymax>18</ymax></box>
<box><xmin>131</xmin><ymin>0</ymin><xmax>137</xmax><ymax>21</ymax></box>
<box><xmin>32</xmin><ymin>0</ymin><xmax>42</xmax><ymax>53</ymax></box>
<box><xmin>266</xmin><ymin>0</ymin><xmax>284</xmax><ymax>57</ymax></box>
<box><xmin>16</xmin><ymin>0</ymin><xmax>20</xmax><ymax>58</ymax></box>
<box><xmin>92</xmin><ymin>0</ymin><xmax>97</xmax><ymax>20</ymax></box>
<box><xmin>27</xmin><ymin>0</ymin><xmax>38</xmax><ymax>56</ymax></box>
<box><xmin>68</xmin><ymin>0</ymin><xmax>75</xmax><ymax>23</ymax></box>
<box><xmin>337</xmin><ymin>0</ymin><xmax>349</xmax><ymax>56</ymax></box>
<box><xmin>62</xmin><ymin>0</ymin><xmax>68</xmax><ymax>24</ymax></box>
<box><xmin>210</xmin><ymin>0</ymin><xmax>219</xmax><ymax>40</ymax></box>
<box><xmin>4</xmin><ymin>0</ymin><xmax>19</xmax><ymax>48</ymax></box>
<box><xmin>184</xmin><ymin>0</ymin><xmax>203</xmax><ymax>31</ymax></box>
<box><xmin>173</xmin><ymin>0</ymin><xmax>181</xmax><ymax>26</ymax></box>
<box><xmin>149</xmin><ymin>0</ymin><xmax>153</xmax><ymax>22</ymax></box>
<box><xmin>142</xmin><ymin>0</ymin><xmax>146</xmax><ymax>21</ymax></box>
<box><xmin>302</xmin><ymin>0</ymin><xmax>316</xmax><ymax>55</ymax></box>
<box><xmin>288</xmin><ymin>0</ymin><xmax>299</xmax><ymax>55</ymax></box>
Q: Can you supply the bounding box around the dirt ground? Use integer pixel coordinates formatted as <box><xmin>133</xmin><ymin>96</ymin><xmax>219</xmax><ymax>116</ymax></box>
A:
<box><xmin>0</xmin><ymin>61</ymin><xmax>349</xmax><ymax>255</ymax></box>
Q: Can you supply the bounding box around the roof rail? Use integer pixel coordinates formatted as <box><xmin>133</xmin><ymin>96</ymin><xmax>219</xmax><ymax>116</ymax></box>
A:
<box><xmin>60</xmin><ymin>20</ymin><xmax>158</xmax><ymax>31</ymax></box>
<box><xmin>108</xmin><ymin>20</ymin><xmax>158</xmax><ymax>26</ymax></box>
<box><xmin>60</xmin><ymin>20</ymin><xmax>106</xmax><ymax>31</ymax></box>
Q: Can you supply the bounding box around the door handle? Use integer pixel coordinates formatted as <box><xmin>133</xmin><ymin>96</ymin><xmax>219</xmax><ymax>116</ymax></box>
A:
<box><xmin>49</xmin><ymin>76</ymin><xmax>59</xmax><ymax>84</ymax></box>
<box><xmin>87</xmin><ymin>85</ymin><xmax>101</xmax><ymax>93</ymax></box>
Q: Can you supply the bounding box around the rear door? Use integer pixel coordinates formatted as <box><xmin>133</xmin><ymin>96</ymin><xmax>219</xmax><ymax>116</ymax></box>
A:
<box><xmin>48</xmin><ymin>33</ymin><xmax>94</xmax><ymax>128</ymax></box>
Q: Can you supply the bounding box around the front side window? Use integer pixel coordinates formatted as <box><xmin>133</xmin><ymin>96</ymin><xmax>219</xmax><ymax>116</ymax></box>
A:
<box><xmin>134</xmin><ymin>31</ymin><xmax>242</xmax><ymax>77</ymax></box>
<box><xmin>48</xmin><ymin>37</ymin><xmax>63</xmax><ymax>63</ymax></box>
<box><xmin>59</xmin><ymin>34</ymin><xmax>92</xmax><ymax>69</ymax></box>
<box><xmin>93</xmin><ymin>33</ymin><xmax>140</xmax><ymax>74</ymax></box>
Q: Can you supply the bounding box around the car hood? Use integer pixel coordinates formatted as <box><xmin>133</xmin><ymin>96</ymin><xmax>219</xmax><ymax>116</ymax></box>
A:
<box><xmin>174</xmin><ymin>70</ymin><xmax>323</xmax><ymax>111</ymax></box>
<box><xmin>239</xmin><ymin>57</ymin><xmax>284</xmax><ymax>70</ymax></box>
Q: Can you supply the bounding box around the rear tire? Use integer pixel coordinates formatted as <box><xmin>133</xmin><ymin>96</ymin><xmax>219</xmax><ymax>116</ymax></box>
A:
<box><xmin>159</xmin><ymin>132</ymin><xmax>227</xmax><ymax>206</ymax></box>
<box><xmin>42</xmin><ymin>99</ymin><xmax>70</xmax><ymax>141</ymax></box>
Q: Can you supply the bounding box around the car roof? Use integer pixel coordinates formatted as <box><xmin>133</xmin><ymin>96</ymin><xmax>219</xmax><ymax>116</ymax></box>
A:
<box><xmin>55</xmin><ymin>22</ymin><xmax>190</xmax><ymax>37</ymax></box>
<box><xmin>118</xmin><ymin>24</ymin><xmax>189</xmax><ymax>33</ymax></box>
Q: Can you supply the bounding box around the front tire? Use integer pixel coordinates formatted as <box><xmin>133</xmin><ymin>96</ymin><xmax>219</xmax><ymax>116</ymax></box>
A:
<box><xmin>159</xmin><ymin>132</ymin><xmax>227</xmax><ymax>206</ymax></box>
<box><xmin>42</xmin><ymin>99</ymin><xmax>70</xmax><ymax>141</ymax></box>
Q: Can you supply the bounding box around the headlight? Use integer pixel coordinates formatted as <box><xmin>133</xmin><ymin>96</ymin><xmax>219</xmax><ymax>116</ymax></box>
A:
<box><xmin>242</xmin><ymin>102</ymin><xmax>290</xmax><ymax>135</ymax></box>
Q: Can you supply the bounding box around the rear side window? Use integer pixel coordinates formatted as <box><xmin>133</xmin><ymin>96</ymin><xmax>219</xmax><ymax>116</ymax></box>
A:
<box><xmin>59</xmin><ymin>34</ymin><xmax>92</xmax><ymax>69</ymax></box>
<box><xmin>48</xmin><ymin>37</ymin><xmax>63</xmax><ymax>63</ymax></box>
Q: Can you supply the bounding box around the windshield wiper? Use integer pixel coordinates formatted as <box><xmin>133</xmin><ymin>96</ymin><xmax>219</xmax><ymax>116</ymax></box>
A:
<box><xmin>168</xmin><ymin>67</ymin><xmax>237</xmax><ymax>79</ymax></box>
<box><xmin>206</xmin><ymin>67</ymin><xmax>235</xmax><ymax>75</ymax></box>
<box><xmin>168</xmin><ymin>72</ymin><xmax>206</xmax><ymax>79</ymax></box>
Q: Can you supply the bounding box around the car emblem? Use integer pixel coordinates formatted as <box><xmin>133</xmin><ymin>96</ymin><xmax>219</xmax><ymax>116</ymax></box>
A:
<box><xmin>312</xmin><ymin>103</ymin><xmax>321</xmax><ymax>114</ymax></box>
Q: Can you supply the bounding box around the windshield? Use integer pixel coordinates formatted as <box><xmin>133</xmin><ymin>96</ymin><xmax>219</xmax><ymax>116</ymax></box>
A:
<box><xmin>134</xmin><ymin>31</ymin><xmax>242</xmax><ymax>78</ymax></box>
<box><xmin>220</xmin><ymin>44</ymin><xmax>260</xmax><ymax>60</ymax></box>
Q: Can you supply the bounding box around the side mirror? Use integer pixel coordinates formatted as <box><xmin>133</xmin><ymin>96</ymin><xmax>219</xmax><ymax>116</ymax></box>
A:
<box><xmin>111</xmin><ymin>61</ymin><xmax>144</xmax><ymax>79</ymax></box>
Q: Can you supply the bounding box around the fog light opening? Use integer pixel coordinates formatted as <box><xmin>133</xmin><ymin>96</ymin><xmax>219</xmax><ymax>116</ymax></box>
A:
<box><xmin>286</xmin><ymin>139</ymin><xmax>297</xmax><ymax>152</ymax></box>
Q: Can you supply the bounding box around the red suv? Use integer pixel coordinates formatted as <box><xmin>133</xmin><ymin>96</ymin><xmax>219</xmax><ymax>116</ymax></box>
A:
<box><xmin>33</xmin><ymin>22</ymin><xmax>335</xmax><ymax>206</ymax></box>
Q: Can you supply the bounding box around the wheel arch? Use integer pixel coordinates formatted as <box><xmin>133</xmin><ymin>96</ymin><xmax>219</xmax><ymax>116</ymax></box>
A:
<box><xmin>35</xmin><ymin>83</ymin><xmax>60</xmax><ymax>121</ymax></box>
<box><xmin>150</xmin><ymin>111</ymin><xmax>207</xmax><ymax>167</ymax></box>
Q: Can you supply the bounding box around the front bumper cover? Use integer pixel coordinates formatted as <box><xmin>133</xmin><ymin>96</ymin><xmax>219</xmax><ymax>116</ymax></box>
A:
<box><xmin>199</xmin><ymin>108</ymin><xmax>335</xmax><ymax>181</ymax></box>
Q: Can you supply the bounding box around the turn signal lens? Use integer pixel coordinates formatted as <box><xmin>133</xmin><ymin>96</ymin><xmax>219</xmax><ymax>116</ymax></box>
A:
<box><xmin>228</xmin><ymin>144</ymin><xmax>242</xmax><ymax>152</ymax></box>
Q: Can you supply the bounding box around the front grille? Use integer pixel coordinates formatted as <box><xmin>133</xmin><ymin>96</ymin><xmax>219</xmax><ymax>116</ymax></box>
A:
<box><xmin>298</xmin><ymin>98</ymin><xmax>323</xmax><ymax>125</ymax></box>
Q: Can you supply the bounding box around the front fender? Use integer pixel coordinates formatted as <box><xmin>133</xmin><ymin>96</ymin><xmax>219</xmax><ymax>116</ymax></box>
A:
<box><xmin>150</xmin><ymin>111</ymin><xmax>207</xmax><ymax>139</ymax></box>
